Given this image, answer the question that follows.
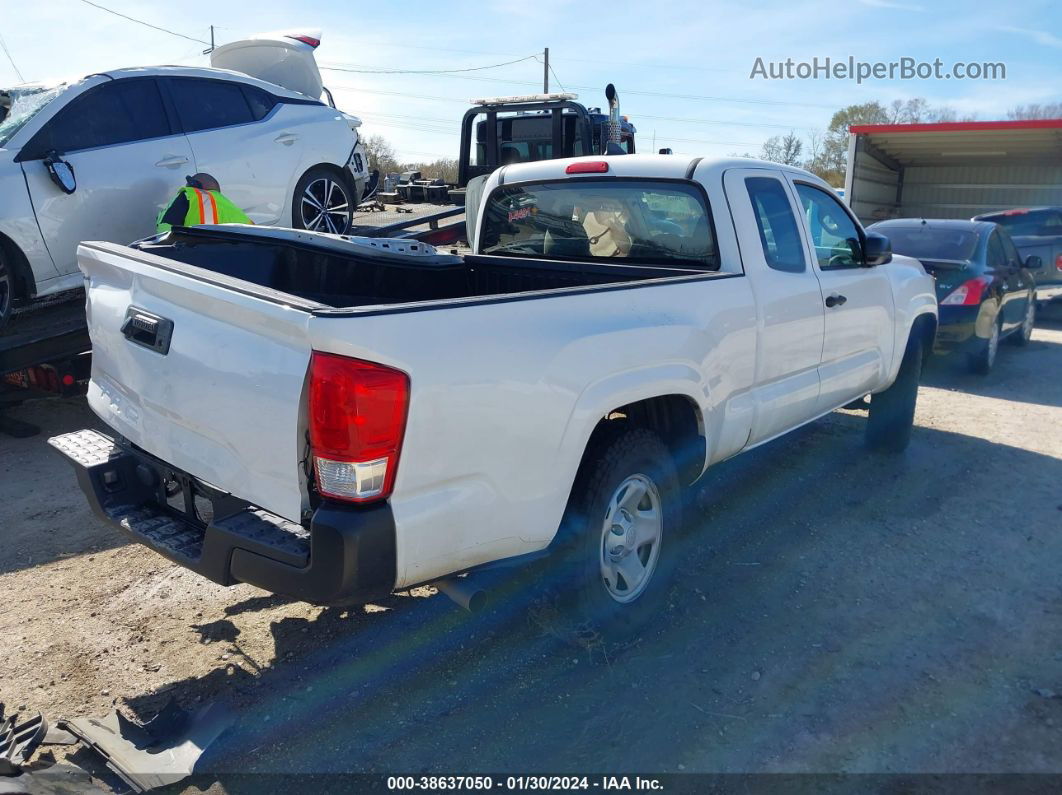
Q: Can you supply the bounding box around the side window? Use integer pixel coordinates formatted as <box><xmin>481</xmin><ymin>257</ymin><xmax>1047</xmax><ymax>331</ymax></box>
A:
<box><xmin>745</xmin><ymin>176</ymin><xmax>806</xmax><ymax>273</ymax></box>
<box><xmin>795</xmin><ymin>183</ymin><xmax>864</xmax><ymax>270</ymax></box>
<box><xmin>986</xmin><ymin>232</ymin><xmax>1007</xmax><ymax>269</ymax></box>
<box><xmin>242</xmin><ymin>86</ymin><xmax>277</xmax><ymax>121</ymax></box>
<box><xmin>999</xmin><ymin>232</ymin><xmax>1021</xmax><ymax>267</ymax></box>
<box><xmin>36</xmin><ymin>79</ymin><xmax>169</xmax><ymax>154</ymax></box>
<box><xmin>169</xmin><ymin>78</ymin><xmax>254</xmax><ymax>133</ymax></box>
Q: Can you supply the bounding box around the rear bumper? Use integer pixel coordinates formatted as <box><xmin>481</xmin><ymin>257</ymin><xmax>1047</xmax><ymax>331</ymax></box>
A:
<box><xmin>933</xmin><ymin>306</ymin><xmax>986</xmax><ymax>355</ymax></box>
<box><xmin>48</xmin><ymin>429</ymin><xmax>396</xmax><ymax>605</ymax></box>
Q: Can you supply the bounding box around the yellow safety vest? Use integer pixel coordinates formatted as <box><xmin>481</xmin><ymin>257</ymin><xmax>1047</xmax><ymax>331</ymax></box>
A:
<box><xmin>157</xmin><ymin>187</ymin><xmax>253</xmax><ymax>233</ymax></box>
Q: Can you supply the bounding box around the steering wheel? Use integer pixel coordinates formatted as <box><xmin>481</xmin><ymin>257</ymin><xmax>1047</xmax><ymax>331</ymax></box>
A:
<box><xmin>828</xmin><ymin>253</ymin><xmax>852</xmax><ymax>268</ymax></box>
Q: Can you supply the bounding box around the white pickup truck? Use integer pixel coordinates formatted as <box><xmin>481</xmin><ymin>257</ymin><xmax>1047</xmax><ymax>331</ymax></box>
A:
<box><xmin>52</xmin><ymin>155</ymin><xmax>937</xmax><ymax>635</ymax></box>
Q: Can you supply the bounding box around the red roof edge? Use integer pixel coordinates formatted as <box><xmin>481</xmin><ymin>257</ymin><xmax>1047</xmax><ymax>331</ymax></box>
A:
<box><xmin>849</xmin><ymin>118</ymin><xmax>1062</xmax><ymax>135</ymax></box>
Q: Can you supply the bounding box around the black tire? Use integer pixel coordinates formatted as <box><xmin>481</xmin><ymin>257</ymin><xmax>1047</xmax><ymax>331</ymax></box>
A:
<box><xmin>0</xmin><ymin>249</ymin><xmax>13</xmax><ymax>333</ymax></box>
<box><xmin>968</xmin><ymin>315</ymin><xmax>1001</xmax><ymax>374</ymax></box>
<box><xmin>866</xmin><ymin>335</ymin><xmax>923</xmax><ymax>453</ymax></box>
<box><xmin>554</xmin><ymin>427</ymin><xmax>681</xmax><ymax>640</ymax></box>
<box><xmin>292</xmin><ymin>167</ymin><xmax>354</xmax><ymax>235</ymax></box>
<box><xmin>1008</xmin><ymin>297</ymin><xmax>1035</xmax><ymax>347</ymax></box>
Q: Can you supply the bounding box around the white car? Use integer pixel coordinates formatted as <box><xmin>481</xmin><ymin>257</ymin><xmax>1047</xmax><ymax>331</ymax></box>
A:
<box><xmin>53</xmin><ymin>155</ymin><xmax>937</xmax><ymax>637</ymax></box>
<box><xmin>0</xmin><ymin>32</ymin><xmax>367</xmax><ymax>328</ymax></box>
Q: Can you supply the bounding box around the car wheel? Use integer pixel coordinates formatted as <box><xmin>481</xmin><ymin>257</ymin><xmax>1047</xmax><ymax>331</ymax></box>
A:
<box><xmin>292</xmin><ymin>168</ymin><xmax>353</xmax><ymax>235</ymax></box>
<box><xmin>0</xmin><ymin>250</ymin><xmax>13</xmax><ymax>332</ymax></box>
<box><xmin>1008</xmin><ymin>297</ymin><xmax>1035</xmax><ymax>347</ymax></box>
<box><xmin>866</xmin><ymin>334</ymin><xmax>923</xmax><ymax>453</ymax></box>
<box><xmin>555</xmin><ymin>427</ymin><xmax>681</xmax><ymax>639</ymax></box>
<box><xmin>969</xmin><ymin>315</ymin><xmax>1001</xmax><ymax>375</ymax></box>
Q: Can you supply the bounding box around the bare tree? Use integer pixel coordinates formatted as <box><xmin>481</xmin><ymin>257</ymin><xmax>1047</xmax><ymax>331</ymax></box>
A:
<box><xmin>1007</xmin><ymin>102</ymin><xmax>1062</xmax><ymax>120</ymax></box>
<box><xmin>362</xmin><ymin>134</ymin><xmax>402</xmax><ymax>175</ymax></box>
<box><xmin>761</xmin><ymin>130</ymin><xmax>804</xmax><ymax>166</ymax></box>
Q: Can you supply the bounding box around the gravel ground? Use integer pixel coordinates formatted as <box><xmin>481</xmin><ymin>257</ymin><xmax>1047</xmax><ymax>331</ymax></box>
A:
<box><xmin>1</xmin><ymin>311</ymin><xmax>1060</xmax><ymax>789</ymax></box>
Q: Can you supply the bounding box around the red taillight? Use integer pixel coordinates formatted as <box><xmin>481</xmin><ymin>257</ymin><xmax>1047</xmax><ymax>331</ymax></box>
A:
<box><xmin>940</xmin><ymin>276</ymin><xmax>990</xmax><ymax>306</ymax></box>
<box><xmin>1056</xmin><ymin>253</ymin><xmax>1062</xmax><ymax>273</ymax></box>
<box><xmin>308</xmin><ymin>352</ymin><xmax>409</xmax><ymax>503</ymax></box>
<box><xmin>1002</xmin><ymin>208</ymin><xmax>1029</xmax><ymax>216</ymax></box>
<box><xmin>566</xmin><ymin>161</ymin><xmax>609</xmax><ymax>174</ymax></box>
<box><xmin>287</xmin><ymin>34</ymin><xmax>321</xmax><ymax>48</ymax></box>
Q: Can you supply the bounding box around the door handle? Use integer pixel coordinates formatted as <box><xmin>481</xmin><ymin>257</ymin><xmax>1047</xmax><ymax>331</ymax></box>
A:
<box><xmin>274</xmin><ymin>133</ymin><xmax>298</xmax><ymax>145</ymax></box>
<box><xmin>825</xmin><ymin>294</ymin><xmax>848</xmax><ymax>308</ymax></box>
<box><xmin>154</xmin><ymin>155</ymin><xmax>189</xmax><ymax>168</ymax></box>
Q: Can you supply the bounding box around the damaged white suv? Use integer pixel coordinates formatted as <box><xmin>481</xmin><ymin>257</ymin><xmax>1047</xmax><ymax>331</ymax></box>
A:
<box><xmin>0</xmin><ymin>31</ymin><xmax>367</xmax><ymax>329</ymax></box>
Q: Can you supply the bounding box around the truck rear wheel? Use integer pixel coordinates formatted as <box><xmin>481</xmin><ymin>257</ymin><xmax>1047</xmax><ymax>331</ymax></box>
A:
<box><xmin>866</xmin><ymin>335</ymin><xmax>922</xmax><ymax>453</ymax></box>
<box><xmin>556</xmin><ymin>427</ymin><xmax>681</xmax><ymax>639</ymax></box>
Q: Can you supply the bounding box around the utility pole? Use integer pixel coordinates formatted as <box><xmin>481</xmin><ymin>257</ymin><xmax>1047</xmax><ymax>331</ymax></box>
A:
<box><xmin>543</xmin><ymin>47</ymin><xmax>549</xmax><ymax>93</ymax></box>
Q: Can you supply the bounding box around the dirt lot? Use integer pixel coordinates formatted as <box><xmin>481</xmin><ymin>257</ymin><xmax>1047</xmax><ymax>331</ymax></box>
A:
<box><xmin>2</xmin><ymin>312</ymin><xmax>1061</xmax><ymax>787</ymax></box>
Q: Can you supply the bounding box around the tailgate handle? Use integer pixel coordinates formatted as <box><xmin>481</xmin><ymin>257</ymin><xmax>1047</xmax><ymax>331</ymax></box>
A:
<box><xmin>121</xmin><ymin>307</ymin><xmax>174</xmax><ymax>355</ymax></box>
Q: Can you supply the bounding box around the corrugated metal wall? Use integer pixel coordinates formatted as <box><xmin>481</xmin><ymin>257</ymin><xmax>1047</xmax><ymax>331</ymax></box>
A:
<box><xmin>849</xmin><ymin>148</ymin><xmax>901</xmax><ymax>223</ymax></box>
<box><xmin>899</xmin><ymin>164</ymin><xmax>1062</xmax><ymax>219</ymax></box>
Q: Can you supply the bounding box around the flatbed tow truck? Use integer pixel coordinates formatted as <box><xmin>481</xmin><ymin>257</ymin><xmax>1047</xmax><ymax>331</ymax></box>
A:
<box><xmin>0</xmin><ymin>295</ymin><xmax>91</xmax><ymax>437</ymax></box>
<box><xmin>363</xmin><ymin>84</ymin><xmax>641</xmax><ymax>248</ymax></box>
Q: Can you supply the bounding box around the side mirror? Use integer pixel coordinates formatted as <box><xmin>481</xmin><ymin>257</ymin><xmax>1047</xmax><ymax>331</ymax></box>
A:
<box><xmin>1024</xmin><ymin>255</ymin><xmax>1043</xmax><ymax>270</ymax></box>
<box><xmin>44</xmin><ymin>151</ymin><xmax>76</xmax><ymax>194</ymax></box>
<box><xmin>863</xmin><ymin>231</ymin><xmax>892</xmax><ymax>266</ymax></box>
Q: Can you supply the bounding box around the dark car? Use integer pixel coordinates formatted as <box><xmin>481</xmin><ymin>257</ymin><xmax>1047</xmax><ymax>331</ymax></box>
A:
<box><xmin>868</xmin><ymin>219</ymin><xmax>1040</xmax><ymax>374</ymax></box>
<box><xmin>972</xmin><ymin>207</ymin><xmax>1062</xmax><ymax>306</ymax></box>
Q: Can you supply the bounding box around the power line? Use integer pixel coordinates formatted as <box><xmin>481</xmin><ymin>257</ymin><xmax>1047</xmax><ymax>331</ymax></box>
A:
<box><xmin>0</xmin><ymin>32</ymin><xmax>24</xmax><ymax>82</ymax></box>
<box><xmin>340</xmin><ymin>40</ymin><xmax>734</xmax><ymax>74</ymax></box>
<box><xmin>331</xmin><ymin>86</ymin><xmax>819</xmax><ymax>133</ymax></box>
<box><xmin>317</xmin><ymin>54</ymin><xmax>538</xmax><ymax>76</ymax></box>
<box><xmin>321</xmin><ymin>63</ymin><xmax>835</xmax><ymax>109</ymax></box>
<box><xmin>75</xmin><ymin>0</ymin><xmax>210</xmax><ymax>45</ymax></box>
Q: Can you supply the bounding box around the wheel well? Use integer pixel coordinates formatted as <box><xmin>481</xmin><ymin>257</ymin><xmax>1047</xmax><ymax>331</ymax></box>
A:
<box><xmin>911</xmin><ymin>312</ymin><xmax>937</xmax><ymax>364</ymax></box>
<box><xmin>588</xmin><ymin>395</ymin><xmax>706</xmax><ymax>486</ymax></box>
<box><xmin>0</xmin><ymin>231</ymin><xmax>35</xmax><ymax>301</ymax></box>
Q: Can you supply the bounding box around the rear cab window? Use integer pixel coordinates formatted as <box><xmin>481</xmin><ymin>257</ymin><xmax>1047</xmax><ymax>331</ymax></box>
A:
<box><xmin>479</xmin><ymin>179</ymin><xmax>719</xmax><ymax>270</ymax></box>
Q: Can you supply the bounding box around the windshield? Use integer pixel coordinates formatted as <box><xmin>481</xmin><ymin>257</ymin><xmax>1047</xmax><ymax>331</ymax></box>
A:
<box><xmin>0</xmin><ymin>84</ymin><xmax>65</xmax><ymax>147</ymax></box>
<box><xmin>882</xmin><ymin>226</ymin><xmax>980</xmax><ymax>262</ymax></box>
<box><xmin>981</xmin><ymin>209</ymin><xmax>1062</xmax><ymax>237</ymax></box>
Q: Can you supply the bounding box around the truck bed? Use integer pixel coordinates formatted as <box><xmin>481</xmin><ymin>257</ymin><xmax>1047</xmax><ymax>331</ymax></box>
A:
<box><xmin>131</xmin><ymin>226</ymin><xmax>709</xmax><ymax>311</ymax></box>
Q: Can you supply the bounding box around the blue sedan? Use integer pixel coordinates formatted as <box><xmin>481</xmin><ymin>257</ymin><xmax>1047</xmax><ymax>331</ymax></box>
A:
<box><xmin>868</xmin><ymin>218</ymin><xmax>1040</xmax><ymax>374</ymax></box>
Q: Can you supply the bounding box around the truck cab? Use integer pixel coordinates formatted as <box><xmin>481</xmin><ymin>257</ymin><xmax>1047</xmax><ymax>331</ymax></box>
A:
<box><xmin>457</xmin><ymin>89</ymin><xmax>636</xmax><ymax>188</ymax></box>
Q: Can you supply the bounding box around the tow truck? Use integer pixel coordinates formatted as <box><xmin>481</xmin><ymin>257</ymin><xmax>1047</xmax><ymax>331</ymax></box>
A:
<box><xmin>0</xmin><ymin>295</ymin><xmax>90</xmax><ymax>437</ymax></box>
<box><xmin>359</xmin><ymin>85</ymin><xmax>641</xmax><ymax>246</ymax></box>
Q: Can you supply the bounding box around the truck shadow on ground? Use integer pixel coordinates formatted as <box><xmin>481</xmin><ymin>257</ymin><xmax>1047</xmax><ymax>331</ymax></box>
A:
<box><xmin>106</xmin><ymin>411</ymin><xmax>1062</xmax><ymax>784</ymax></box>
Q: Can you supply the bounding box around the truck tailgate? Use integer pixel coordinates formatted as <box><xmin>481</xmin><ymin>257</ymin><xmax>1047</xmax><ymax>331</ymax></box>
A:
<box><xmin>79</xmin><ymin>241</ymin><xmax>317</xmax><ymax>522</ymax></box>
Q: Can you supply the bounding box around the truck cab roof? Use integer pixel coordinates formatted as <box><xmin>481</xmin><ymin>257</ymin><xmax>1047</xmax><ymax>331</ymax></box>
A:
<box><xmin>494</xmin><ymin>154</ymin><xmax>819</xmax><ymax>186</ymax></box>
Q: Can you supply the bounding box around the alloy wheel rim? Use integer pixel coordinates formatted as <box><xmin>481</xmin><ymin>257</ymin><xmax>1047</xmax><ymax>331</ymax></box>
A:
<box><xmin>301</xmin><ymin>177</ymin><xmax>350</xmax><ymax>234</ymax></box>
<box><xmin>599</xmin><ymin>474</ymin><xmax>663</xmax><ymax>604</ymax></box>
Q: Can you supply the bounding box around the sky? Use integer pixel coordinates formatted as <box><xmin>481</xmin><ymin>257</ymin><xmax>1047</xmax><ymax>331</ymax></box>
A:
<box><xmin>1</xmin><ymin>0</ymin><xmax>1059</xmax><ymax>162</ymax></box>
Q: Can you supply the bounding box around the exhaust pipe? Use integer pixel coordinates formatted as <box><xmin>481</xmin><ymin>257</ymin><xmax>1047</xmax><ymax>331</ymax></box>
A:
<box><xmin>604</xmin><ymin>83</ymin><xmax>621</xmax><ymax>151</ymax></box>
<box><xmin>434</xmin><ymin>576</ymin><xmax>487</xmax><ymax>613</ymax></box>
